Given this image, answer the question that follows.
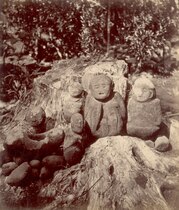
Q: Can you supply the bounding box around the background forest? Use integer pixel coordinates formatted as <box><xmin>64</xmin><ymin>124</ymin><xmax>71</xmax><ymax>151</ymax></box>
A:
<box><xmin>0</xmin><ymin>0</ymin><xmax>179</xmax><ymax>102</ymax></box>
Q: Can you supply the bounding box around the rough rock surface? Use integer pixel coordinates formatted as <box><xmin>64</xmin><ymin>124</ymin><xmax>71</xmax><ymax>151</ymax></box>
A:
<box><xmin>169</xmin><ymin>118</ymin><xmax>179</xmax><ymax>151</ymax></box>
<box><xmin>40</xmin><ymin>136</ymin><xmax>179</xmax><ymax>210</ymax></box>
<box><xmin>127</xmin><ymin>98</ymin><xmax>162</xmax><ymax>139</ymax></box>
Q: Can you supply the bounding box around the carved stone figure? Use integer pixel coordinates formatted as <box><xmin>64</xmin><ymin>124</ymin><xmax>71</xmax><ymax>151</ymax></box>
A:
<box><xmin>1</xmin><ymin>106</ymin><xmax>65</xmax><ymax>185</ymax></box>
<box><xmin>62</xmin><ymin>82</ymin><xmax>84</xmax><ymax>123</ymax></box>
<box><xmin>63</xmin><ymin>113</ymin><xmax>87</xmax><ymax>165</ymax></box>
<box><xmin>84</xmin><ymin>74</ymin><xmax>126</xmax><ymax>138</ymax></box>
<box><xmin>127</xmin><ymin>78</ymin><xmax>162</xmax><ymax>139</ymax></box>
<box><xmin>25</xmin><ymin>107</ymin><xmax>46</xmax><ymax>134</ymax></box>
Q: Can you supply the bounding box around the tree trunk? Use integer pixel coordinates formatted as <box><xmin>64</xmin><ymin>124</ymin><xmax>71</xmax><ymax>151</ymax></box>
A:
<box><xmin>39</xmin><ymin>136</ymin><xmax>179</xmax><ymax>210</ymax></box>
<box><xmin>106</xmin><ymin>1</ymin><xmax>111</xmax><ymax>56</ymax></box>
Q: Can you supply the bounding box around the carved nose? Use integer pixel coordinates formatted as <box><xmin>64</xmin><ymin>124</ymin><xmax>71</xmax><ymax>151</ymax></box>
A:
<box><xmin>136</xmin><ymin>89</ymin><xmax>143</xmax><ymax>96</ymax></box>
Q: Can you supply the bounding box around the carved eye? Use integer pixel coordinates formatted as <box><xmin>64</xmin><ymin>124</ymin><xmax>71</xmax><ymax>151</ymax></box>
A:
<box><xmin>94</xmin><ymin>85</ymin><xmax>99</xmax><ymax>89</ymax></box>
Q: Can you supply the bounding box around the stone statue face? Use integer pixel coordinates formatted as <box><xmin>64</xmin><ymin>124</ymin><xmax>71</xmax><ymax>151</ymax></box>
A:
<box><xmin>90</xmin><ymin>74</ymin><xmax>112</xmax><ymax>100</ymax></box>
<box><xmin>71</xmin><ymin>113</ymin><xmax>84</xmax><ymax>134</ymax></box>
<box><xmin>25</xmin><ymin>107</ymin><xmax>46</xmax><ymax>127</ymax></box>
<box><xmin>68</xmin><ymin>82</ymin><xmax>83</xmax><ymax>98</ymax></box>
<box><xmin>133</xmin><ymin>85</ymin><xmax>154</xmax><ymax>102</ymax></box>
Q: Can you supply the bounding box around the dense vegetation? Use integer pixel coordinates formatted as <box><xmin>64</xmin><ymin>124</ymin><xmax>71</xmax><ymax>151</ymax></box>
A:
<box><xmin>1</xmin><ymin>0</ymin><xmax>179</xmax><ymax>102</ymax></box>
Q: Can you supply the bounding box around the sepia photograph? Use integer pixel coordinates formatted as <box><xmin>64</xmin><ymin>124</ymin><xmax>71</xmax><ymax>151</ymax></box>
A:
<box><xmin>0</xmin><ymin>0</ymin><xmax>179</xmax><ymax>209</ymax></box>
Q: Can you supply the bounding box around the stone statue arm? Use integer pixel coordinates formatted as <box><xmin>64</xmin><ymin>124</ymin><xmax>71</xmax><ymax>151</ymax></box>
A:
<box><xmin>63</xmin><ymin>129</ymin><xmax>82</xmax><ymax>150</ymax></box>
<box><xmin>84</xmin><ymin>94</ymin><xmax>102</xmax><ymax>134</ymax></box>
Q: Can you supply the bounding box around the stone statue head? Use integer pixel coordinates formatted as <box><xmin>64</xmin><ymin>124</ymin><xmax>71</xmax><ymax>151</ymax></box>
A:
<box><xmin>132</xmin><ymin>78</ymin><xmax>155</xmax><ymax>102</ymax></box>
<box><xmin>68</xmin><ymin>81</ymin><xmax>83</xmax><ymax>98</ymax></box>
<box><xmin>25</xmin><ymin>107</ymin><xmax>46</xmax><ymax>127</ymax></box>
<box><xmin>71</xmin><ymin>113</ymin><xmax>84</xmax><ymax>134</ymax></box>
<box><xmin>89</xmin><ymin>74</ymin><xmax>114</xmax><ymax>101</ymax></box>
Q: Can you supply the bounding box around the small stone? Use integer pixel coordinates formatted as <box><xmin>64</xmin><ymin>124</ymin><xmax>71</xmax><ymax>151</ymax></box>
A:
<box><xmin>155</xmin><ymin>136</ymin><xmax>170</xmax><ymax>152</ymax></box>
<box><xmin>6</xmin><ymin>162</ymin><xmax>30</xmax><ymax>186</ymax></box>
<box><xmin>2</xmin><ymin>162</ymin><xmax>18</xmax><ymax>176</ymax></box>
<box><xmin>39</xmin><ymin>166</ymin><xmax>50</xmax><ymax>179</ymax></box>
<box><xmin>145</xmin><ymin>140</ymin><xmax>155</xmax><ymax>148</ymax></box>
<box><xmin>29</xmin><ymin>160</ymin><xmax>41</xmax><ymax>168</ymax></box>
<box><xmin>0</xmin><ymin>150</ymin><xmax>12</xmax><ymax>167</ymax></box>
<box><xmin>42</xmin><ymin>155</ymin><xmax>64</xmax><ymax>169</ymax></box>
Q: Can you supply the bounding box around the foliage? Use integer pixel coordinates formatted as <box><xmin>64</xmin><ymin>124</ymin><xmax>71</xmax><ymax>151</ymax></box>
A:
<box><xmin>2</xmin><ymin>0</ymin><xmax>179</xmax><ymax>67</ymax></box>
<box><xmin>2</xmin><ymin>0</ymin><xmax>82</xmax><ymax>61</ymax></box>
<box><xmin>1</xmin><ymin>0</ymin><xmax>179</xmax><ymax>102</ymax></box>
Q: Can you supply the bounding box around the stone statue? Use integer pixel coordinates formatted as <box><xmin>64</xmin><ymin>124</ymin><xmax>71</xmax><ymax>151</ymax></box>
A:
<box><xmin>127</xmin><ymin>77</ymin><xmax>162</xmax><ymax>140</ymax></box>
<box><xmin>84</xmin><ymin>74</ymin><xmax>126</xmax><ymax>139</ymax></box>
<box><xmin>63</xmin><ymin>113</ymin><xmax>87</xmax><ymax>165</ymax></box>
<box><xmin>25</xmin><ymin>106</ymin><xmax>47</xmax><ymax>134</ymax></box>
<box><xmin>62</xmin><ymin>81</ymin><xmax>84</xmax><ymax>123</ymax></box>
<box><xmin>1</xmin><ymin>106</ymin><xmax>65</xmax><ymax>185</ymax></box>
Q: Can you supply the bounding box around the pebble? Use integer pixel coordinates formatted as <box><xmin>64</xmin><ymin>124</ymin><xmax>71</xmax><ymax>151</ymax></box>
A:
<box><xmin>155</xmin><ymin>136</ymin><xmax>170</xmax><ymax>152</ymax></box>
<box><xmin>2</xmin><ymin>162</ymin><xmax>18</xmax><ymax>176</ymax></box>
<box><xmin>6</xmin><ymin>162</ymin><xmax>30</xmax><ymax>186</ymax></box>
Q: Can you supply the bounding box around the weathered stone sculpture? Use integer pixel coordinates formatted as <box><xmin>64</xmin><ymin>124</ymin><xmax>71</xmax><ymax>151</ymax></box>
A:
<box><xmin>81</xmin><ymin>60</ymin><xmax>128</xmax><ymax>100</ymax></box>
<box><xmin>1</xmin><ymin>106</ymin><xmax>65</xmax><ymax>185</ymax></box>
<box><xmin>62</xmin><ymin>81</ymin><xmax>84</xmax><ymax>123</ymax></box>
<box><xmin>127</xmin><ymin>78</ymin><xmax>162</xmax><ymax>139</ymax></box>
<box><xmin>25</xmin><ymin>106</ymin><xmax>46</xmax><ymax>134</ymax></box>
<box><xmin>63</xmin><ymin>113</ymin><xmax>87</xmax><ymax>165</ymax></box>
<box><xmin>84</xmin><ymin>74</ymin><xmax>126</xmax><ymax>138</ymax></box>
